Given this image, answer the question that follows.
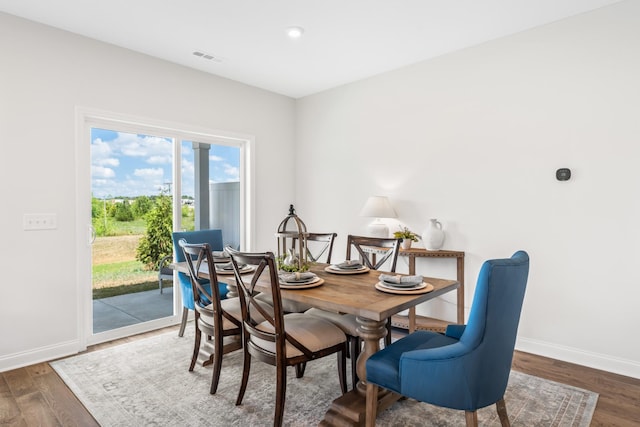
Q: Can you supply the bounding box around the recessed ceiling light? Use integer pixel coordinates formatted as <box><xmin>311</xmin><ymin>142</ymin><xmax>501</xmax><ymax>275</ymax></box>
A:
<box><xmin>286</xmin><ymin>26</ymin><xmax>304</xmax><ymax>39</ymax></box>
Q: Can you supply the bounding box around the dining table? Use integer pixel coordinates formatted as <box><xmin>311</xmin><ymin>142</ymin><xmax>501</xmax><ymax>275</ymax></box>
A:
<box><xmin>171</xmin><ymin>259</ymin><xmax>459</xmax><ymax>426</ymax></box>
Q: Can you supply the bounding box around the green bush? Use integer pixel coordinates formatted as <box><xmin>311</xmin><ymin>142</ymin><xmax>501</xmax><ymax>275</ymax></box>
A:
<box><xmin>136</xmin><ymin>194</ymin><xmax>173</xmax><ymax>270</ymax></box>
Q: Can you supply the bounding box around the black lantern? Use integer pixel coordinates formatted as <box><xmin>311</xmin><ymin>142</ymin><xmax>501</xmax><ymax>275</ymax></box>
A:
<box><xmin>275</xmin><ymin>205</ymin><xmax>309</xmax><ymax>271</ymax></box>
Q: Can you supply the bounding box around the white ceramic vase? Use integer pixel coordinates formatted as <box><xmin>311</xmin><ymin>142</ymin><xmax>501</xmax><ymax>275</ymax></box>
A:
<box><xmin>422</xmin><ymin>219</ymin><xmax>445</xmax><ymax>250</ymax></box>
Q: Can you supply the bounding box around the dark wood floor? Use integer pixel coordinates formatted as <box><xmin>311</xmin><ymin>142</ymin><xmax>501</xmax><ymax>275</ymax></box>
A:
<box><xmin>1</xmin><ymin>326</ymin><xmax>639</xmax><ymax>426</ymax></box>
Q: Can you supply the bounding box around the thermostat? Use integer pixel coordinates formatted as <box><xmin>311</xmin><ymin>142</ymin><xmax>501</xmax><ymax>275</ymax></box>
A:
<box><xmin>556</xmin><ymin>168</ymin><xmax>571</xmax><ymax>181</ymax></box>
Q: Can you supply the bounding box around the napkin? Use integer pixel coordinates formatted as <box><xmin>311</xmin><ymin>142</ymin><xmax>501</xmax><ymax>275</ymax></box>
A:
<box><xmin>379</xmin><ymin>274</ymin><xmax>423</xmax><ymax>285</ymax></box>
<box><xmin>279</xmin><ymin>272</ymin><xmax>316</xmax><ymax>282</ymax></box>
<box><xmin>212</xmin><ymin>250</ymin><xmax>230</xmax><ymax>258</ymax></box>
<box><xmin>335</xmin><ymin>260</ymin><xmax>363</xmax><ymax>269</ymax></box>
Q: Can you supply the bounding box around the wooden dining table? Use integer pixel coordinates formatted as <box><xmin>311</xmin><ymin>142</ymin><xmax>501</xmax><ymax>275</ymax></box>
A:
<box><xmin>171</xmin><ymin>260</ymin><xmax>459</xmax><ymax>426</ymax></box>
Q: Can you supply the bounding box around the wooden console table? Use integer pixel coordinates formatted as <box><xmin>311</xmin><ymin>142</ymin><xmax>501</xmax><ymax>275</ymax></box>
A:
<box><xmin>392</xmin><ymin>248</ymin><xmax>465</xmax><ymax>333</ymax></box>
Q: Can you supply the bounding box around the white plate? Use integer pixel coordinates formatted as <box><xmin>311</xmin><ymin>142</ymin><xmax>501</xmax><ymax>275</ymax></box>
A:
<box><xmin>325</xmin><ymin>265</ymin><xmax>370</xmax><ymax>275</ymax></box>
<box><xmin>216</xmin><ymin>265</ymin><xmax>254</xmax><ymax>275</ymax></box>
<box><xmin>280</xmin><ymin>277</ymin><xmax>324</xmax><ymax>289</ymax></box>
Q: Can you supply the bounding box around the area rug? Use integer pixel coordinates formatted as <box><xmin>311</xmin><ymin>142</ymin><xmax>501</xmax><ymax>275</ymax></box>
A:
<box><xmin>51</xmin><ymin>329</ymin><xmax>598</xmax><ymax>426</ymax></box>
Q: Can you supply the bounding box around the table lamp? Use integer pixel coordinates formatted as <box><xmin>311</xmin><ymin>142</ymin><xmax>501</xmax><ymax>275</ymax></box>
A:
<box><xmin>359</xmin><ymin>196</ymin><xmax>397</xmax><ymax>238</ymax></box>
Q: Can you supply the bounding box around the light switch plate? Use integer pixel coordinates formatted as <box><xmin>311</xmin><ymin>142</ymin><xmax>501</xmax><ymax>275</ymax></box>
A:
<box><xmin>23</xmin><ymin>213</ymin><xmax>58</xmax><ymax>230</ymax></box>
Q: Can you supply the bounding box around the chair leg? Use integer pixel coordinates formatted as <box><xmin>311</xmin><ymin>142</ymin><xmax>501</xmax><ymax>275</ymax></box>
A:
<box><xmin>384</xmin><ymin>318</ymin><xmax>392</xmax><ymax>346</ymax></box>
<box><xmin>235</xmin><ymin>348</ymin><xmax>251</xmax><ymax>406</ymax></box>
<box><xmin>274</xmin><ymin>363</ymin><xmax>287</xmax><ymax>427</ymax></box>
<box><xmin>210</xmin><ymin>329</ymin><xmax>224</xmax><ymax>394</ymax></box>
<box><xmin>365</xmin><ymin>382</ymin><xmax>378</xmax><ymax>427</ymax></box>
<box><xmin>295</xmin><ymin>362</ymin><xmax>306</xmax><ymax>378</ymax></box>
<box><xmin>337</xmin><ymin>349</ymin><xmax>347</xmax><ymax>394</ymax></box>
<box><xmin>178</xmin><ymin>307</ymin><xmax>189</xmax><ymax>337</ymax></box>
<box><xmin>189</xmin><ymin>323</ymin><xmax>201</xmax><ymax>371</ymax></box>
<box><xmin>349</xmin><ymin>335</ymin><xmax>361</xmax><ymax>389</ymax></box>
<box><xmin>496</xmin><ymin>398</ymin><xmax>511</xmax><ymax>427</ymax></box>
<box><xmin>465</xmin><ymin>411</ymin><xmax>478</xmax><ymax>427</ymax></box>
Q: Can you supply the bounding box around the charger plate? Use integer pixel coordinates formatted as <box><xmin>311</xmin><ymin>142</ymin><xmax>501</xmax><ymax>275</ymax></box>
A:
<box><xmin>375</xmin><ymin>281</ymin><xmax>434</xmax><ymax>295</ymax></box>
<box><xmin>324</xmin><ymin>265</ymin><xmax>370</xmax><ymax>275</ymax></box>
<box><xmin>280</xmin><ymin>277</ymin><xmax>324</xmax><ymax>289</ymax></box>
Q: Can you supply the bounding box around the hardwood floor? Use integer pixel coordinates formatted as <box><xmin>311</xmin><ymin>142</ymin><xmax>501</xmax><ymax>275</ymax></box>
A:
<box><xmin>1</xmin><ymin>326</ymin><xmax>639</xmax><ymax>426</ymax></box>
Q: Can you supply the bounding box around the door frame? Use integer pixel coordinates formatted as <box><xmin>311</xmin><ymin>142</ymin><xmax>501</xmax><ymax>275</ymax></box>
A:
<box><xmin>75</xmin><ymin>106</ymin><xmax>255</xmax><ymax>348</ymax></box>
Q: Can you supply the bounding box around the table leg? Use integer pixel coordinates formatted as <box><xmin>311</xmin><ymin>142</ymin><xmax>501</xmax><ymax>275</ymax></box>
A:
<box><xmin>320</xmin><ymin>317</ymin><xmax>398</xmax><ymax>426</ymax></box>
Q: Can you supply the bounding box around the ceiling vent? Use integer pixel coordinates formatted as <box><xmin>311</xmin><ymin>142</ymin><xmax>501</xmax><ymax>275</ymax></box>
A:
<box><xmin>192</xmin><ymin>51</ymin><xmax>222</xmax><ymax>62</ymax></box>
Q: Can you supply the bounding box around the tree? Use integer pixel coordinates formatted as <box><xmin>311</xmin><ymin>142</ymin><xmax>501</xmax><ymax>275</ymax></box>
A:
<box><xmin>114</xmin><ymin>200</ymin><xmax>134</xmax><ymax>221</ymax></box>
<box><xmin>136</xmin><ymin>194</ymin><xmax>172</xmax><ymax>269</ymax></box>
<box><xmin>132</xmin><ymin>195</ymin><xmax>152</xmax><ymax>218</ymax></box>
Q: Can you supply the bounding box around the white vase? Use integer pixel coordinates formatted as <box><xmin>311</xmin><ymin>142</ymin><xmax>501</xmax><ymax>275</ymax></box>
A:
<box><xmin>422</xmin><ymin>219</ymin><xmax>445</xmax><ymax>250</ymax></box>
<box><xmin>401</xmin><ymin>239</ymin><xmax>413</xmax><ymax>250</ymax></box>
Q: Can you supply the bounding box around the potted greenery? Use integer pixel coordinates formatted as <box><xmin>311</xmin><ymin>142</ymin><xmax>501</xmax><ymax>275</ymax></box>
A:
<box><xmin>393</xmin><ymin>226</ymin><xmax>420</xmax><ymax>250</ymax></box>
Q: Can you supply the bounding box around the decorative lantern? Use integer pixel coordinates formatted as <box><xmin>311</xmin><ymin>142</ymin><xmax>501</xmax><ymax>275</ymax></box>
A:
<box><xmin>275</xmin><ymin>204</ymin><xmax>309</xmax><ymax>271</ymax></box>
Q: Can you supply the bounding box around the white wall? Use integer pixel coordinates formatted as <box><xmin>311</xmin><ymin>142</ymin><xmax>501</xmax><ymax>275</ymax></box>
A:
<box><xmin>0</xmin><ymin>13</ymin><xmax>295</xmax><ymax>370</ymax></box>
<box><xmin>295</xmin><ymin>1</ymin><xmax>640</xmax><ymax>378</ymax></box>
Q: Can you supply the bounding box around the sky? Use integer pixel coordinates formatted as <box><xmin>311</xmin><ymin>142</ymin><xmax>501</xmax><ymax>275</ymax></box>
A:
<box><xmin>91</xmin><ymin>128</ymin><xmax>240</xmax><ymax>199</ymax></box>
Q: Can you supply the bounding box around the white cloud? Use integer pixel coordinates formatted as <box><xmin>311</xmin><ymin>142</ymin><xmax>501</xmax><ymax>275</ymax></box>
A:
<box><xmin>210</xmin><ymin>154</ymin><xmax>224</xmax><ymax>162</ymax></box>
<box><xmin>92</xmin><ymin>165</ymin><xmax>115</xmax><ymax>178</ymax></box>
<box><xmin>134</xmin><ymin>168</ymin><xmax>163</xmax><ymax>178</ymax></box>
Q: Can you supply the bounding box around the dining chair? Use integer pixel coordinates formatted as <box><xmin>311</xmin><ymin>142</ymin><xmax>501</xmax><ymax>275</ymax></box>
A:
<box><xmin>172</xmin><ymin>229</ymin><xmax>230</xmax><ymax>337</ymax></box>
<box><xmin>364</xmin><ymin>251</ymin><xmax>530</xmax><ymax>427</ymax></box>
<box><xmin>157</xmin><ymin>254</ymin><xmax>174</xmax><ymax>293</ymax></box>
<box><xmin>257</xmin><ymin>232</ymin><xmax>338</xmax><ymax>317</ymax></box>
<box><xmin>179</xmin><ymin>240</ymin><xmax>243</xmax><ymax>395</ymax></box>
<box><xmin>226</xmin><ymin>247</ymin><xmax>348</xmax><ymax>427</ymax></box>
<box><xmin>294</xmin><ymin>232</ymin><xmax>338</xmax><ymax>263</ymax></box>
<box><xmin>306</xmin><ymin>234</ymin><xmax>401</xmax><ymax>388</ymax></box>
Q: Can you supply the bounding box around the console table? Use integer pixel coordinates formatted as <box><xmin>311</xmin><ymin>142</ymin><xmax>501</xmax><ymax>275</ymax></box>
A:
<box><xmin>392</xmin><ymin>248</ymin><xmax>465</xmax><ymax>333</ymax></box>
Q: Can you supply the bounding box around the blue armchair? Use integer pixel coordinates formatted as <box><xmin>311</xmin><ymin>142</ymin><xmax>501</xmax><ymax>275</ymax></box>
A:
<box><xmin>365</xmin><ymin>251</ymin><xmax>530</xmax><ymax>427</ymax></box>
<box><xmin>172</xmin><ymin>229</ymin><xmax>229</xmax><ymax>337</ymax></box>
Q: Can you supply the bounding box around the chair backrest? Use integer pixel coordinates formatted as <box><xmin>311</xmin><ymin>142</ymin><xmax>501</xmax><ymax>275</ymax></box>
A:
<box><xmin>226</xmin><ymin>247</ymin><xmax>316</xmax><ymax>360</ymax></box>
<box><xmin>172</xmin><ymin>229</ymin><xmax>224</xmax><ymax>262</ymax></box>
<box><xmin>398</xmin><ymin>251</ymin><xmax>529</xmax><ymax>410</ymax></box>
<box><xmin>459</xmin><ymin>251</ymin><xmax>529</xmax><ymax>395</ymax></box>
<box><xmin>346</xmin><ymin>235</ymin><xmax>401</xmax><ymax>272</ymax></box>
<box><xmin>179</xmin><ymin>241</ymin><xmax>226</xmax><ymax>320</ymax></box>
<box><xmin>293</xmin><ymin>232</ymin><xmax>337</xmax><ymax>263</ymax></box>
<box><xmin>171</xmin><ymin>229</ymin><xmax>225</xmax><ymax>309</ymax></box>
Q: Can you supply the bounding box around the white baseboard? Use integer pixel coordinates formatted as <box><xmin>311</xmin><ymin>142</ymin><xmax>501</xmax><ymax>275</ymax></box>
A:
<box><xmin>0</xmin><ymin>339</ymin><xmax>81</xmax><ymax>373</ymax></box>
<box><xmin>516</xmin><ymin>336</ymin><xmax>640</xmax><ymax>380</ymax></box>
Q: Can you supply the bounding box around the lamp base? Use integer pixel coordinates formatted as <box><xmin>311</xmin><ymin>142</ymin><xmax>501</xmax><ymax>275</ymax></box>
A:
<box><xmin>367</xmin><ymin>222</ymin><xmax>389</xmax><ymax>238</ymax></box>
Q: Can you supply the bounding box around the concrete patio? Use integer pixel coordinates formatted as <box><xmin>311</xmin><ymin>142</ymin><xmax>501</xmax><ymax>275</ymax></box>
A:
<box><xmin>93</xmin><ymin>287</ymin><xmax>174</xmax><ymax>333</ymax></box>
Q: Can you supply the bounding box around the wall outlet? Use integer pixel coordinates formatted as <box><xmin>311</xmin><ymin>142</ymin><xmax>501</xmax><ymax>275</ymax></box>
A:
<box><xmin>23</xmin><ymin>213</ymin><xmax>58</xmax><ymax>230</ymax></box>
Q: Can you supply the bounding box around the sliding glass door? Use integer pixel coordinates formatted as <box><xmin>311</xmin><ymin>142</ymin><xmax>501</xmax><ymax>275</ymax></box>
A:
<box><xmin>77</xmin><ymin>108</ymin><xmax>253</xmax><ymax>346</ymax></box>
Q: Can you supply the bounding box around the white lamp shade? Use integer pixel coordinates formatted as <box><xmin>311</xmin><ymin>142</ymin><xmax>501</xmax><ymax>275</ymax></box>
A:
<box><xmin>359</xmin><ymin>196</ymin><xmax>397</xmax><ymax>219</ymax></box>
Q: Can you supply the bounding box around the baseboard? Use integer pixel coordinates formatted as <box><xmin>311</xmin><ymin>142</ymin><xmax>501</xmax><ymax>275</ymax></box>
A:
<box><xmin>516</xmin><ymin>337</ymin><xmax>640</xmax><ymax>379</ymax></box>
<box><xmin>0</xmin><ymin>339</ymin><xmax>81</xmax><ymax>373</ymax></box>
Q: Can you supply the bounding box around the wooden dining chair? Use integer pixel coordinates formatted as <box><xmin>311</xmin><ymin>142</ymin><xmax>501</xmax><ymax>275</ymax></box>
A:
<box><xmin>307</xmin><ymin>234</ymin><xmax>401</xmax><ymax>388</ymax></box>
<box><xmin>226</xmin><ymin>247</ymin><xmax>348</xmax><ymax>427</ymax></box>
<box><xmin>294</xmin><ymin>232</ymin><xmax>338</xmax><ymax>263</ymax></box>
<box><xmin>179</xmin><ymin>240</ymin><xmax>244</xmax><ymax>395</ymax></box>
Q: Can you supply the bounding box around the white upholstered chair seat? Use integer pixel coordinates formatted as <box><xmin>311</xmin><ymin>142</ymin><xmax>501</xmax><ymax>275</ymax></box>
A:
<box><xmin>305</xmin><ymin>308</ymin><xmax>359</xmax><ymax>336</ymax></box>
<box><xmin>202</xmin><ymin>297</ymin><xmax>273</xmax><ymax>330</ymax></box>
<box><xmin>252</xmin><ymin>313</ymin><xmax>346</xmax><ymax>358</ymax></box>
<box><xmin>255</xmin><ymin>292</ymin><xmax>312</xmax><ymax>313</ymax></box>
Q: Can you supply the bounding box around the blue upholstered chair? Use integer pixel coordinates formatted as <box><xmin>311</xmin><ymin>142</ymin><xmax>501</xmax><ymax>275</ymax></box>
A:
<box><xmin>365</xmin><ymin>251</ymin><xmax>530</xmax><ymax>427</ymax></box>
<box><xmin>172</xmin><ymin>229</ymin><xmax>229</xmax><ymax>337</ymax></box>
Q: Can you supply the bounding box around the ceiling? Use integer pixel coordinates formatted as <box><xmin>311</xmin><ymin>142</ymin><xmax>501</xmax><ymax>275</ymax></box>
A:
<box><xmin>0</xmin><ymin>0</ymin><xmax>623</xmax><ymax>98</ymax></box>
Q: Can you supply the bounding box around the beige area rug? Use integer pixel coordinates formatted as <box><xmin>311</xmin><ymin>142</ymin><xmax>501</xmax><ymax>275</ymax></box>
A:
<box><xmin>51</xmin><ymin>328</ymin><xmax>598</xmax><ymax>426</ymax></box>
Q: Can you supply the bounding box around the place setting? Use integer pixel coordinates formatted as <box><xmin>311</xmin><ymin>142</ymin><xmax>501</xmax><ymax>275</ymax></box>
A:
<box><xmin>278</xmin><ymin>271</ymin><xmax>324</xmax><ymax>289</ymax></box>
<box><xmin>214</xmin><ymin>261</ymin><xmax>255</xmax><ymax>275</ymax></box>
<box><xmin>375</xmin><ymin>273</ymin><xmax>434</xmax><ymax>294</ymax></box>
<box><xmin>324</xmin><ymin>259</ymin><xmax>371</xmax><ymax>275</ymax></box>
